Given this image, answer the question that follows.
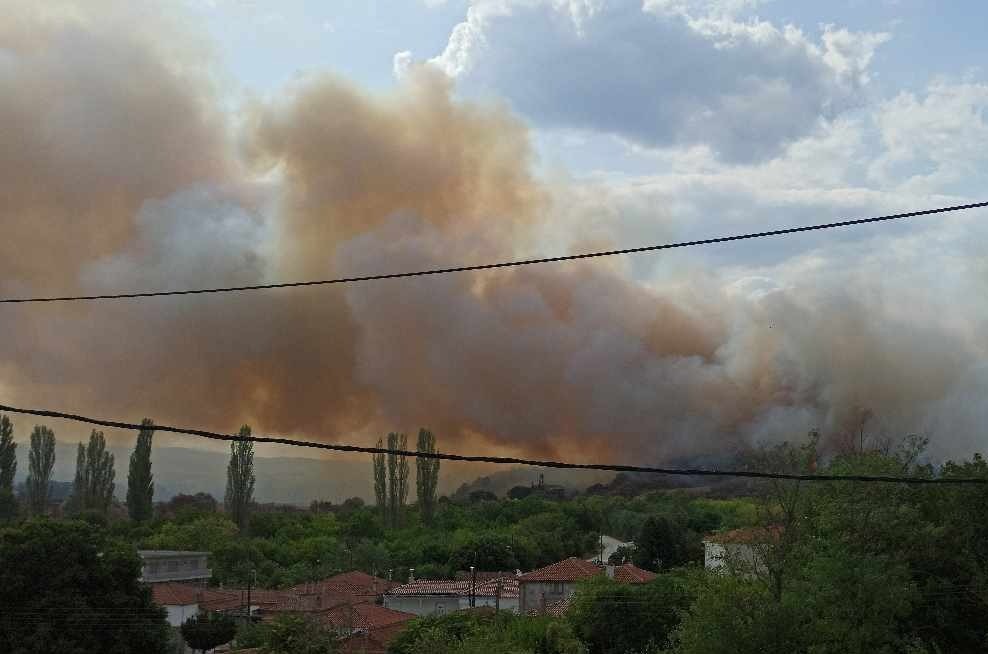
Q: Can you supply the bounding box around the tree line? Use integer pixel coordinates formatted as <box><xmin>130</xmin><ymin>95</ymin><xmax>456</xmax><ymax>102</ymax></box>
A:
<box><xmin>373</xmin><ymin>428</ymin><xmax>441</xmax><ymax>528</ymax></box>
<box><xmin>0</xmin><ymin>413</ymin><xmax>442</xmax><ymax>534</ymax></box>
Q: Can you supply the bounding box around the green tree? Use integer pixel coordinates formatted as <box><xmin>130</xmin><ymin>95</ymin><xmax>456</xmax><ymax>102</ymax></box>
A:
<box><xmin>373</xmin><ymin>438</ymin><xmax>387</xmax><ymax>520</ymax></box>
<box><xmin>633</xmin><ymin>515</ymin><xmax>693</xmax><ymax>571</ymax></box>
<box><xmin>69</xmin><ymin>430</ymin><xmax>116</xmax><ymax>515</ymax></box>
<box><xmin>386</xmin><ymin>432</ymin><xmax>409</xmax><ymax>529</ymax></box>
<box><xmin>567</xmin><ymin>575</ymin><xmax>688</xmax><ymax>654</ymax></box>
<box><xmin>181</xmin><ymin>612</ymin><xmax>237</xmax><ymax>653</ymax></box>
<box><xmin>127</xmin><ymin>418</ymin><xmax>155</xmax><ymax>521</ymax></box>
<box><xmin>25</xmin><ymin>425</ymin><xmax>55</xmax><ymax>516</ymax></box>
<box><xmin>0</xmin><ymin>415</ymin><xmax>15</xmax><ymax>491</ymax></box>
<box><xmin>416</xmin><ymin>428</ymin><xmax>440</xmax><ymax>525</ymax></box>
<box><xmin>239</xmin><ymin>613</ymin><xmax>337</xmax><ymax>654</ymax></box>
<box><xmin>0</xmin><ymin>416</ymin><xmax>17</xmax><ymax>521</ymax></box>
<box><xmin>225</xmin><ymin>425</ymin><xmax>255</xmax><ymax>533</ymax></box>
<box><xmin>0</xmin><ymin>519</ymin><xmax>171</xmax><ymax>654</ymax></box>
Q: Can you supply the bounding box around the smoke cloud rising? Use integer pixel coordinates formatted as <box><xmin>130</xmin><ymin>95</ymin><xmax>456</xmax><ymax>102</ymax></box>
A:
<box><xmin>1</xmin><ymin>1</ymin><xmax>986</xmax><ymax>468</ymax></box>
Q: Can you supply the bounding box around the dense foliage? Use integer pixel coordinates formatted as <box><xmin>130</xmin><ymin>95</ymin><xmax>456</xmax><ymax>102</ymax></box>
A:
<box><xmin>181</xmin><ymin>611</ymin><xmax>237</xmax><ymax>652</ymax></box>
<box><xmin>0</xmin><ymin>519</ymin><xmax>171</xmax><ymax>654</ymax></box>
<box><xmin>236</xmin><ymin>613</ymin><xmax>338</xmax><ymax>653</ymax></box>
<box><xmin>390</xmin><ymin>610</ymin><xmax>586</xmax><ymax>654</ymax></box>
<box><xmin>122</xmin><ymin>486</ymin><xmax>740</xmax><ymax>588</ymax></box>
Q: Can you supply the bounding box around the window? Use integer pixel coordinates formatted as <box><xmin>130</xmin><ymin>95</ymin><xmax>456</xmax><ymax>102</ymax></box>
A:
<box><xmin>436</xmin><ymin>603</ymin><xmax>446</xmax><ymax>615</ymax></box>
<box><xmin>167</xmin><ymin>560</ymin><xmax>179</xmax><ymax>571</ymax></box>
<box><xmin>551</xmin><ymin>582</ymin><xmax>563</xmax><ymax>594</ymax></box>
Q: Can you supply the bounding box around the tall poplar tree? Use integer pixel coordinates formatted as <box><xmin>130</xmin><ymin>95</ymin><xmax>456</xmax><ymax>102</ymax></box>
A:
<box><xmin>372</xmin><ymin>438</ymin><xmax>387</xmax><ymax>521</ymax></box>
<box><xmin>0</xmin><ymin>416</ymin><xmax>16</xmax><ymax>492</ymax></box>
<box><xmin>225</xmin><ymin>425</ymin><xmax>255</xmax><ymax>533</ymax></box>
<box><xmin>127</xmin><ymin>418</ymin><xmax>155</xmax><ymax>521</ymax></box>
<box><xmin>416</xmin><ymin>428</ymin><xmax>440</xmax><ymax>525</ymax></box>
<box><xmin>70</xmin><ymin>430</ymin><xmax>116</xmax><ymax>514</ymax></box>
<box><xmin>0</xmin><ymin>416</ymin><xmax>17</xmax><ymax>520</ymax></box>
<box><xmin>25</xmin><ymin>425</ymin><xmax>55</xmax><ymax>515</ymax></box>
<box><xmin>386</xmin><ymin>432</ymin><xmax>409</xmax><ymax>528</ymax></box>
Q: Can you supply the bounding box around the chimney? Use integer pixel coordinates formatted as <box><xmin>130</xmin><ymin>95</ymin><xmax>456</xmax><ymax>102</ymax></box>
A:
<box><xmin>605</xmin><ymin>565</ymin><xmax>615</xmax><ymax>579</ymax></box>
<box><xmin>408</xmin><ymin>568</ymin><xmax>415</xmax><ymax>582</ymax></box>
<box><xmin>388</xmin><ymin>569</ymin><xmax>393</xmax><ymax>581</ymax></box>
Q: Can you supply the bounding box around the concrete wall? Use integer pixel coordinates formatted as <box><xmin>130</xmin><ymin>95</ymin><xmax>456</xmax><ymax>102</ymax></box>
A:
<box><xmin>463</xmin><ymin>596</ymin><xmax>519</xmax><ymax>613</ymax></box>
<box><xmin>519</xmin><ymin>581</ymin><xmax>575</xmax><ymax>614</ymax></box>
<box><xmin>164</xmin><ymin>603</ymin><xmax>198</xmax><ymax>627</ymax></box>
<box><xmin>384</xmin><ymin>595</ymin><xmax>461</xmax><ymax>617</ymax></box>
<box><xmin>141</xmin><ymin>555</ymin><xmax>211</xmax><ymax>583</ymax></box>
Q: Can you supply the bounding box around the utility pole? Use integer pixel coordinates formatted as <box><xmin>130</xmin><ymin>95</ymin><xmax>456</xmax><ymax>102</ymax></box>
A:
<box><xmin>470</xmin><ymin>565</ymin><xmax>476</xmax><ymax>608</ymax></box>
<box><xmin>245</xmin><ymin>568</ymin><xmax>255</xmax><ymax>625</ymax></box>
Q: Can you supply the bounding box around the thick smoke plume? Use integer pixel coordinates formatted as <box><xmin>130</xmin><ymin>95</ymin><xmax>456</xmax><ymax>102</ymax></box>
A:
<box><xmin>1</xmin><ymin>1</ymin><xmax>986</xmax><ymax>469</ymax></box>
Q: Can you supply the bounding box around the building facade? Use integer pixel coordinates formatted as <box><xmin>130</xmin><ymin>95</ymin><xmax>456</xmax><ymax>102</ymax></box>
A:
<box><xmin>384</xmin><ymin>577</ymin><xmax>520</xmax><ymax>616</ymax></box>
<box><xmin>138</xmin><ymin>550</ymin><xmax>211</xmax><ymax>584</ymax></box>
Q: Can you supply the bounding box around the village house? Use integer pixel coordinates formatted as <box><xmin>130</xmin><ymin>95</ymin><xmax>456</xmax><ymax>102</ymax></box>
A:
<box><xmin>139</xmin><ymin>550</ymin><xmax>211</xmax><ymax>584</ymax></box>
<box><xmin>703</xmin><ymin>526</ymin><xmax>780</xmax><ymax>576</ymax></box>
<box><xmin>517</xmin><ymin>557</ymin><xmax>656</xmax><ymax>614</ymax></box>
<box><xmin>290</xmin><ymin>570</ymin><xmax>397</xmax><ymax>604</ymax></box>
<box><xmin>586</xmin><ymin>535</ymin><xmax>634</xmax><ymax>564</ymax></box>
<box><xmin>383</xmin><ymin>574</ymin><xmax>520</xmax><ymax>616</ymax></box>
<box><xmin>333</xmin><ymin>604</ymin><xmax>417</xmax><ymax>654</ymax></box>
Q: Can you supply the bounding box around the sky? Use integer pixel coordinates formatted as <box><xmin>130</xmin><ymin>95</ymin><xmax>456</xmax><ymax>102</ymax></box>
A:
<box><xmin>1</xmin><ymin>0</ymin><xmax>987</xmax><ymax>468</ymax></box>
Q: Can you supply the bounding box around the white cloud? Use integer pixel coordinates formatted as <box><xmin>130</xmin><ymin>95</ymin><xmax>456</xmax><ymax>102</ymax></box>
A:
<box><xmin>869</xmin><ymin>80</ymin><xmax>988</xmax><ymax>193</ymax></box>
<box><xmin>429</xmin><ymin>0</ymin><xmax>888</xmax><ymax>162</ymax></box>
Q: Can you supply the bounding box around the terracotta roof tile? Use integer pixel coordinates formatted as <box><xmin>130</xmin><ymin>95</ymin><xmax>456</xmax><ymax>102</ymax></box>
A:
<box><xmin>611</xmin><ymin>564</ymin><xmax>656</xmax><ymax>584</ymax></box>
<box><xmin>150</xmin><ymin>582</ymin><xmax>201</xmax><ymax>606</ymax></box>
<box><xmin>517</xmin><ymin>558</ymin><xmax>602</xmax><ymax>583</ymax></box>
<box><xmin>704</xmin><ymin>526</ymin><xmax>782</xmax><ymax>545</ymax></box>
<box><xmin>321</xmin><ymin>603</ymin><xmax>415</xmax><ymax>631</ymax></box>
<box><xmin>290</xmin><ymin>571</ymin><xmax>398</xmax><ymax>598</ymax></box>
<box><xmin>386</xmin><ymin>577</ymin><xmax>519</xmax><ymax>599</ymax></box>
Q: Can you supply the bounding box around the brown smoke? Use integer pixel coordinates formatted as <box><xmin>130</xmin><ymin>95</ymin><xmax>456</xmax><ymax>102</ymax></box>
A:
<box><xmin>1</xmin><ymin>1</ymin><xmax>985</xmax><ymax>472</ymax></box>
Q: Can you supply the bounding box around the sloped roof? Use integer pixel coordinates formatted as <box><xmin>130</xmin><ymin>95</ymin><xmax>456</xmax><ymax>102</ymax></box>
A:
<box><xmin>517</xmin><ymin>558</ymin><xmax>602</xmax><ymax>583</ymax></box>
<box><xmin>196</xmin><ymin>588</ymin><xmax>246</xmax><ymax>612</ymax></box>
<box><xmin>150</xmin><ymin>582</ymin><xmax>201</xmax><ymax>606</ymax></box>
<box><xmin>291</xmin><ymin>571</ymin><xmax>397</xmax><ymax>597</ymax></box>
<box><xmin>322</xmin><ymin>603</ymin><xmax>415</xmax><ymax>631</ymax></box>
<box><xmin>386</xmin><ymin>580</ymin><xmax>470</xmax><ymax>596</ymax></box>
<box><xmin>386</xmin><ymin>577</ymin><xmax>519</xmax><ymax>599</ymax></box>
<box><xmin>611</xmin><ymin>564</ymin><xmax>656</xmax><ymax>584</ymax></box>
<box><xmin>704</xmin><ymin>526</ymin><xmax>782</xmax><ymax>545</ymax></box>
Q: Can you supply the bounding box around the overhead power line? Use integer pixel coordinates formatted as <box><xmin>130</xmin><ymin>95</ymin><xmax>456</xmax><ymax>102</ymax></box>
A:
<box><xmin>1</xmin><ymin>403</ymin><xmax>984</xmax><ymax>485</ymax></box>
<box><xmin>2</xmin><ymin>201</ymin><xmax>985</xmax><ymax>305</ymax></box>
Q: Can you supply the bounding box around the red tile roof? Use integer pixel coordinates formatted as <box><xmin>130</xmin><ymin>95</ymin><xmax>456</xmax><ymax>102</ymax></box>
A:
<box><xmin>196</xmin><ymin>588</ymin><xmax>246</xmax><ymax>612</ymax></box>
<box><xmin>339</xmin><ymin>622</ymin><xmax>409</xmax><ymax>654</ymax></box>
<box><xmin>704</xmin><ymin>526</ymin><xmax>782</xmax><ymax>545</ymax></box>
<box><xmin>151</xmin><ymin>582</ymin><xmax>201</xmax><ymax>606</ymax></box>
<box><xmin>517</xmin><ymin>558</ymin><xmax>602</xmax><ymax>583</ymax></box>
<box><xmin>322</xmin><ymin>603</ymin><xmax>415</xmax><ymax>632</ymax></box>
<box><xmin>386</xmin><ymin>580</ymin><xmax>470</xmax><ymax>596</ymax></box>
<box><xmin>291</xmin><ymin>571</ymin><xmax>397</xmax><ymax>598</ymax></box>
<box><xmin>611</xmin><ymin>564</ymin><xmax>656</xmax><ymax>584</ymax></box>
<box><xmin>386</xmin><ymin>577</ymin><xmax>519</xmax><ymax>599</ymax></box>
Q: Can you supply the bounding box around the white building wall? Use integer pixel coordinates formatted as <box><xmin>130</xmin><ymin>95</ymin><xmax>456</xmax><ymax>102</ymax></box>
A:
<box><xmin>519</xmin><ymin>581</ymin><xmax>576</xmax><ymax>614</ymax></box>
<box><xmin>384</xmin><ymin>595</ymin><xmax>461</xmax><ymax>617</ymax></box>
<box><xmin>457</xmin><ymin>596</ymin><xmax>519</xmax><ymax>613</ymax></box>
<box><xmin>164</xmin><ymin>603</ymin><xmax>198</xmax><ymax>627</ymax></box>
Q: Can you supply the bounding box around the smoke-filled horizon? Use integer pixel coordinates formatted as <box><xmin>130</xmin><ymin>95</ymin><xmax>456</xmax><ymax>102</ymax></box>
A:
<box><xmin>2</xmin><ymin>1</ymin><xmax>987</xmax><ymax>466</ymax></box>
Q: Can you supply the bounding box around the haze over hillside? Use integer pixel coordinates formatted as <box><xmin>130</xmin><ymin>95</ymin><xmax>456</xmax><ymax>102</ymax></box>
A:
<box><xmin>13</xmin><ymin>443</ymin><xmax>612</xmax><ymax>505</ymax></box>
